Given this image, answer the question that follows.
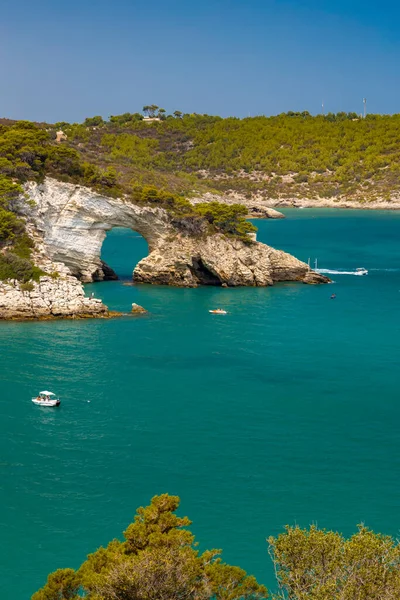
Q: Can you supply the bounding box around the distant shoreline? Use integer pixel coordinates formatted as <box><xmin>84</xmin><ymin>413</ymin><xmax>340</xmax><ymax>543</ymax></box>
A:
<box><xmin>265</xmin><ymin>198</ymin><xmax>400</xmax><ymax>211</ymax></box>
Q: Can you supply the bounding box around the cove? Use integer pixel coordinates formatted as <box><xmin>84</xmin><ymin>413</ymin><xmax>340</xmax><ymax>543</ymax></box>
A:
<box><xmin>0</xmin><ymin>209</ymin><xmax>400</xmax><ymax>599</ymax></box>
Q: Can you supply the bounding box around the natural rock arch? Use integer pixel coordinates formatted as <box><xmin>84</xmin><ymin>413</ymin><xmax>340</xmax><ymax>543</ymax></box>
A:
<box><xmin>20</xmin><ymin>178</ymin><xmax>327</xmax><ymax>287</ymax></box>
<box><xmin>22</xmin><ymin>179</ymin><xmax>175</xmax><ymax>282</ymax></box>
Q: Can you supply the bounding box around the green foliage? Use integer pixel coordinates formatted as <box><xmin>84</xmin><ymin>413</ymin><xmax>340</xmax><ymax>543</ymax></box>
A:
<box><xmin>83</xmin><ymin>116</ymin><xmax>104</xmax><ymax>127</ymax></box>
<box><xmin>33</xmin><ymin>494</ymin><xmax>267</xmax><ymax>600</ymax></box>
<box><xmin>3</xmin><ymin>109</ymin><xmax>399</xmax><ymax>280</ymax></box>
<box><xmin>0</xmin><ymin>122</ymin><xmax>49</xmax><ymax>181</ymax></box>
<box><xmin>20</xmin><ymin>281</ymin><xmax>34</xmax><ymax>292</ymax></box>
<box><xmin>143</xmin><ymin>104</ymin><xmax>159</xmax><ymax>117</ymax></box>
<box><xmin>268</xmin><ymin>524</ymin><xmax>400</xmax><ymax>600</ymax></box>
<box><xmin>82</xmin><ymin>163</ymin><xmax>119</xmax><ymax>189</ymax></box>
<box><xmin>131</xmin><ymin>185</ymin><xmax>193</xmax><ymax>215</ymax></box>
<box><xmin>92</xmin><ymin>111</ymin><xmax>400</xmax><ymax>201</ymax></box>
<box><xmin>0</xmin><ymin>207</ymin><xmax>24</xmax><ymax>241</ymax></box>
<box><xmin>0</xmin><ymin>252</ymin><xmax>44</xmax><ymax>282</ymax></box>
<box><xmin>12</xmin><ymin>233</ymin><xmax>35</xmax><ymax>259</ymax></box>
<box><xmin>101</xmin><ymin>133</ymin><xmax>158</xmax><ymax>167</ymax></box>
<box><xmin>194</xmin><ymin>202</ymin><xmax>257</xmax><ymax>239</ymax></box>
<box><xmin>31</xmin><ymin>568</ymin><xmax>80</xmax><ymax>600</ymax></box>
<box><xmin>109</xmin><ymin>112</ymin><xmax>143</xmax><ymax>125</ymax></box>
<box><xmin>45</xmin><ymin>146</ymin><xmax>83</xmax><ymax>178</ymax></box>
<box><xmin>0</xmin><ymin>175</ymin><xmax>23</xmax><ymax>207</ymax></box>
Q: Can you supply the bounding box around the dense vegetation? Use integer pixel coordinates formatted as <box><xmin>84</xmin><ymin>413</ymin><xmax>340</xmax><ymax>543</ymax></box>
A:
<box><xmin>0</xmin><ymin>117</ymin><xmax>257</xmax><ymax>281</ymax></box>
<box><xmin>62</xmin><ymin>109</ymin><xmax>400</xmax><ymax>203</ymax></box>
<box><xmin>32</xmin><ymin>494</ymin><xmax>267</xmax><ymax>600</ymax></box>
<box><xmin>2</xmin><ymin>107</ymin><xmax>400</xmax><ymax>281</ymax></box>
<box><xmin>33</xmin><ymin>493</ymin><xmax>400</xmax><ymax>600</ymax></box>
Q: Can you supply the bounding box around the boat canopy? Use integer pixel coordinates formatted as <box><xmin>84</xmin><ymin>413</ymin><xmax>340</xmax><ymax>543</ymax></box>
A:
<box><xmin>39</xmin><ymin>391</ymin><xmax>55</xmax><ymax>396</ymax></box>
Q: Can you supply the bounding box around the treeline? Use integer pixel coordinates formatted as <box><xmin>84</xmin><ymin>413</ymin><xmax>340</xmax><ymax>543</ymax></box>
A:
<box><xmin>0</xmin><ymin>119</ymin><xmax>257</xmax><ymax>281</ymax></box>
<box><xmin>32</xmin><ymin>493</ymin><xmax>400</xmax><ymax>600</ymax></box>
<box><xmin>62</xmin><ymin>110</ymin><xmax>400</xmax><ymax>202</ymax></box>
<box><xmin>2</xmin><ymin>108</ymin><xmax>400</xmax><ymax>281</ymax></box>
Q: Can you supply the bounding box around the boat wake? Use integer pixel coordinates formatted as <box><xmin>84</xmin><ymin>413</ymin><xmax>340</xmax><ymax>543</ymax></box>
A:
<box><xmin>315</xmin><ymin>269</ymin><xmax>367</xmax><ymax>276</ymax></box>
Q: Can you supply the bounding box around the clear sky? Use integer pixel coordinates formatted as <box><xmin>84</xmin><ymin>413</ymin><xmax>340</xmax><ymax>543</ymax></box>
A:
<box><xmin>1</xmin><ymin>0</ymin><xmax>399</xmax><ymax>122</ymax></box>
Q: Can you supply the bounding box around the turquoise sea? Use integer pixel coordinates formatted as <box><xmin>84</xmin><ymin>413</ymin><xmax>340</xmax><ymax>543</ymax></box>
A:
<box><xmin>1</xmin><ymin>209</ymin><xmax>400</xmax><ymax>599</ymax></box>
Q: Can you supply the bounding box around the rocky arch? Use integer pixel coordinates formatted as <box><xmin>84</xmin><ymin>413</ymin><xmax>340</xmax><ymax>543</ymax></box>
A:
<box><xmin>22</xmin><ymin>179</ymin><xmax>176</xmax><ymax>282</ymax></box>
<box><xmin>20</xmin><ymin>178</ymin><xmax>328</xmax><ymax>287</ymax></box>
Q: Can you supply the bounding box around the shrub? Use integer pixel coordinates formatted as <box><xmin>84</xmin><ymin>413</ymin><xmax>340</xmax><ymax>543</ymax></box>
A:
<box><xmin>20</xmin><ymin>281</ymin><xmax>34</xmax><ymax>292</ymax></box>
<box><xmin>45</xmin><ymin>146</ymin><xmax>83</xmax><ymax>178</ymax></box>
<box><xmin>83</xmin><ymin>115</ymin><xmax>104</xmax><ymax>127</ymax></box>
<box><xmin>32</xmin><ymin>494</ymin><xmax>267</xmax><ymax>600</ymax></box>
<box><xmin>0</xmin><ymin>252</ymin><xmax>44</xmax><ymax>282</ymax></box>
<box><xmin>0</xmin><ymin>208</ymin><xmax>24</xmax><ymax>242</ymax></box>
<box><xmin>132</xmin><ymin>185</ymin><xmax>192</xmax><ymax>215</ymax></box>
<box><xmin>0</xmin><ymin>176</ymin><xmax>23</xmax><ymax>207</ymax></box>
<box><xmin>193</xmin><ymin>202</ymin><xmax>257</xmax><ymax>239</ymax></box>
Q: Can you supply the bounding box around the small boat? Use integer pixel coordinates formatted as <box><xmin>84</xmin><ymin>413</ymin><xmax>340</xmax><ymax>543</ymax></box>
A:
<box><xmin>209</xmin><ymin>309</ymin><xmax>227</xmax><ymax>315</ymax></box>
<box><xmin>355</xmin><ymin>267</ymin><xmax>368</xmax><ymax>276</ymax></box>
<box><xmin>32</xmin><ymin>391</ymin><xmax>61</xmax><ymax>407</ymax></box>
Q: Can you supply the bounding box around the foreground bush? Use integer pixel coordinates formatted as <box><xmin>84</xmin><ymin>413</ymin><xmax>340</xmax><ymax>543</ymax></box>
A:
<box><xmin>32</xmin><ymin>494</ymin><xmax>267</xmax><ymax>600</ymax></box>
<box><xmin>268</xmin><ymin>524</ymin><xmax>400</xmax><ymax>599</ymax></box>
<box><xmin>33</xmin><ymin>502</ymin><xmax>400</xmax><ymax>600</ymax></box>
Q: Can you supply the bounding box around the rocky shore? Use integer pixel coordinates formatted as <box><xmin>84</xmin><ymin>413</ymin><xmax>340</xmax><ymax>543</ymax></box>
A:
<box><xmin>0</xmin><ymin>276</ymin><xmax>109</xmax><ymax>320</ymax></box>
<box><xmin>134</xmin><ymin>232</ymin><xmax>328</xmax><ymax>287</ymax></box>
<box><xmin>0</xmin><ymin>178</ymin><xmax>329</xmax><ymax>320</ymax></box>
<box><xmin>19</xmin><ymin>178</ymin><xmax>328</xmax><ymax>287</ymax></box>
<box><xmin>265</xmin><ymin>197</ymin><xmax>400</xmax><ymax>210</ymax></box>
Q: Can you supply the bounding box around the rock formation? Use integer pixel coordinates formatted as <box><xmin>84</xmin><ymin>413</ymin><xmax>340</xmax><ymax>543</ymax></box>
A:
<box><xmin>0</xmin><ymin>276</ymin><xmax>108</xmax><ymax>320</ymax></box>
<box><xmin>17</xmin><ymin>178</ymin><xmax>328</xmax><ymax>288</ymax></box>
<box><xmin>131</xmin><ymin>303</ymin><xmax>148</xmax><ymax>314</ymax></box>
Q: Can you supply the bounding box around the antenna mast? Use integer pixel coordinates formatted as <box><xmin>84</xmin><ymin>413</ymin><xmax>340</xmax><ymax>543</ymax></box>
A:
<box><xmin>363</xmin><ymin>97</ymin><xmax>367</xmax><ymax>118</ymax></box>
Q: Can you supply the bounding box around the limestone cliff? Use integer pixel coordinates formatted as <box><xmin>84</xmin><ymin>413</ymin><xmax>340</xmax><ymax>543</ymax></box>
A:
<box><xmin>16</xmin><ymin>178</ymin><xmax>327</xmax><ymax>288</ymax></box>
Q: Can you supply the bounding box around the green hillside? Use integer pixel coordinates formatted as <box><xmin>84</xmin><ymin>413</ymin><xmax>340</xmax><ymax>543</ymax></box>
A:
<box><xmin>1</xmin><ymin>110</ymin><xmax>399</xmax><ymax>281</ymax></box>
<box><xmin>63</xmin><ymin>110</ymin><xmax>400</xmax><ymax>203</ymax></box>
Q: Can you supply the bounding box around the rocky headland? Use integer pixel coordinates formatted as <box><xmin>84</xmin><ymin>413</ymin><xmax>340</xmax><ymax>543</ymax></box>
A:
<box><xmin>0</xmin><ymin>178</ymin><xmax>328</xmax><ymax>320</ymax></box>
<box><xmin>20</xmin><ymin>178</ymin><xmax>328</xmax><ymax>286</ymax></box>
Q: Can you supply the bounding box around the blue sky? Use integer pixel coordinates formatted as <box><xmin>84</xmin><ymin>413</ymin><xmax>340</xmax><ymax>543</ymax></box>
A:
<box><xmin>1</xmin><ymin>0</ymin><xmax>399</xmax><ymax>122</ymax></box>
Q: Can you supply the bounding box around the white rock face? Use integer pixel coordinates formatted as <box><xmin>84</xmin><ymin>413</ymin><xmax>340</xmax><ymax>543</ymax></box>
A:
<box><xmin>0</xmin><ymin>276</ymin><xmax>108</xmax><ymax>320</ymax></box>
<box><xmin>20</xmin><ymin>179</ymin><xmax>175</xmax><ymax>282</ymax></box>
<box><xmin>13</xmin><ymin>178</ymin><xmax>328</xmax><ymax>291</ymax></box>
<box><xmin>134</xmin><ymin>232</ymin><xmax>313</xmax><ymax>287</ymax></box>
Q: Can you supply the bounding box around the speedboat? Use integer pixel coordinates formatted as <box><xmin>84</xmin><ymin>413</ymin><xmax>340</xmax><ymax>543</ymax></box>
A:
<box><xmin>32</xmin><ymin>391</ymin><xmax>61</xmax><ymax>407</ymax></box>
<box><xmin>355</xmin><ymin>268</ymin><xmax>368</xmax><ymax>276</ymax></box>
<box><xmin>209</xmin><ymin>309</ymin><xmax>227</xmax><ymax>315</ymax></box>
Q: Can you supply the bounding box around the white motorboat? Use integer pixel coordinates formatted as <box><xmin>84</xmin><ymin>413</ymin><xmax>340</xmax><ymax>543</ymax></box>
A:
<box><xmin>32</xmin><ymin>391</ymin><xmax>61</xmax><ymax>407</ymax></box>
<box><xmin>355</xmin><ymin>267</ymin><xmax>368</xmax><ymax>276</ymax></box>
<box><xmin>209</xmin><ymin>309</ymin><xmax>227</xmax><ymax>315</ymax></box>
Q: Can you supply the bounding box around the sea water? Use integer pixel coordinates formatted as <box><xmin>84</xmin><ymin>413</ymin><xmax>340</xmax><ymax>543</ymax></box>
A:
<box><xmin>0</xmin><ymin>209</ymin><xmax>399</xmax><ymax>599</ymax></box>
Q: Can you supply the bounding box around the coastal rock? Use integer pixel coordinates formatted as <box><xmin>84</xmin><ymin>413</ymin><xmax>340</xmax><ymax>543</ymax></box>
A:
<box><xmin>131</xmin><ymin>303</ymin><xmax>148</xmax><ymax>314</ymax></box>
<box><xmin>303</xmin><ymin>271</ymin><xmax>331</xmax><ymax>285</ymax></box>
<box><xmin>0</xmin><ymin>276</ymin><xmax>109</xmax><ymax>320</ymax></box>
<box><xmin>134</xmin><ymin>233</ymin><xmax>317</xmax><ymax>287</ymax></box>
<box><xmin>15</xmin><ymin>178</ymin><xmax>327</xmax><ymax>289</ymax></box>
<box><xmin>19</xmin><ymin>178</ymin><xmax>176</xmax><ymax>283</ymax></box>
<box><xmin>190</xmin><ymin>192</ymin><xmax>285</xmax><ymax>219</ymax></box>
